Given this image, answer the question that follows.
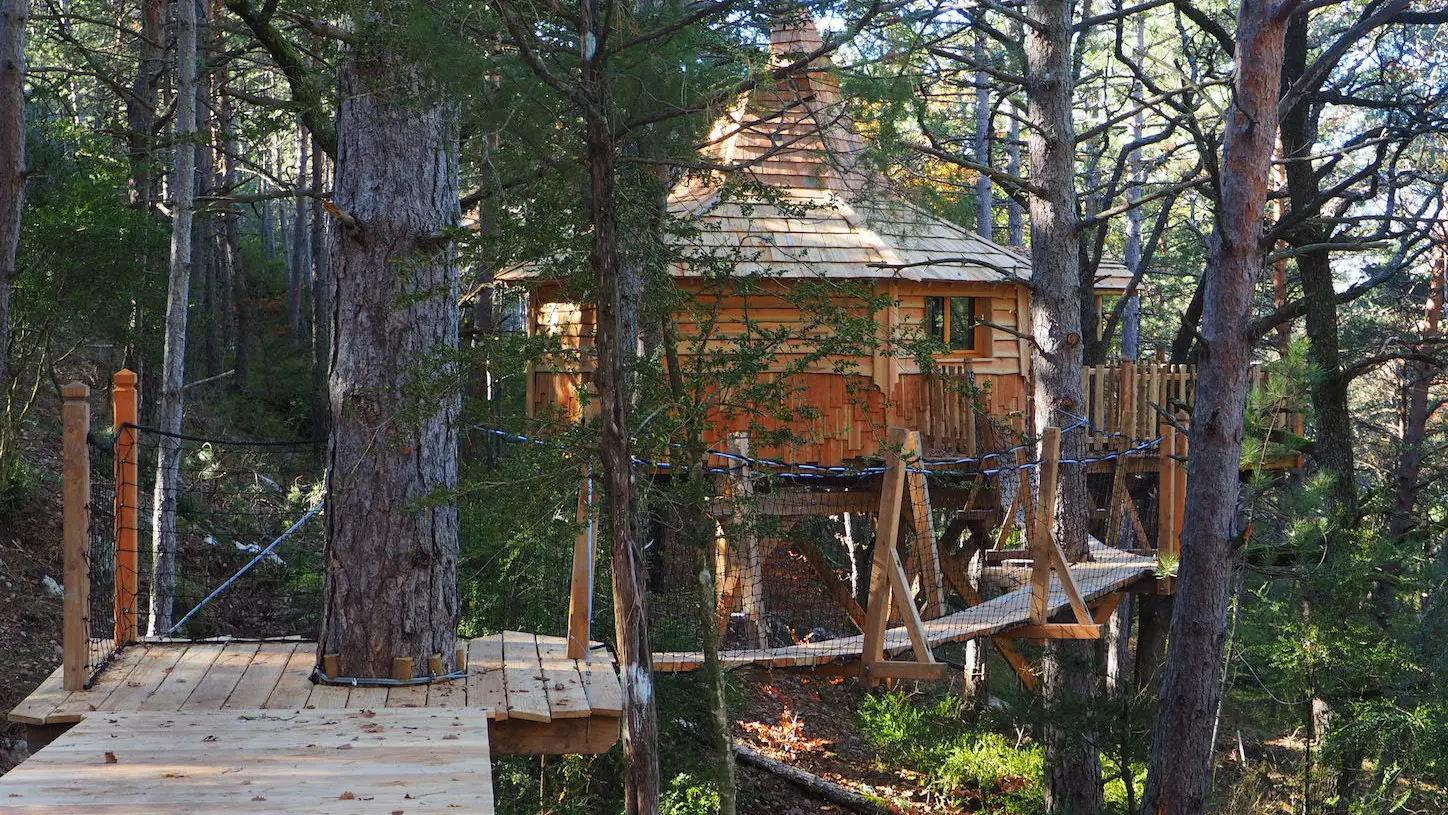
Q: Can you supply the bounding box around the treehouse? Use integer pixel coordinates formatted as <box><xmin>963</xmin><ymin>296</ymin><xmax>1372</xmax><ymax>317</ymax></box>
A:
<box><xmin>499</xmin><ymin>21</ymin><xmax>1133</xmax><ymax>466</ymax></box>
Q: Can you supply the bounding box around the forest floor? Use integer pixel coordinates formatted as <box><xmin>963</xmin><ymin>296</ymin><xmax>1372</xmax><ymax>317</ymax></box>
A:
<box><xmin>0</xmin><ymin>386</ymin><xmax>66</xmax><ymax>774</ymax></box>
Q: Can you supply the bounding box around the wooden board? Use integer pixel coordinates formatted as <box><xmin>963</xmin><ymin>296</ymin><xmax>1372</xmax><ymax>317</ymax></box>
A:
<box><xmin>9</xmin><ymin>634</ymin><xmax>624</xmax><ymax>756</ymax></box>
<box><xmin>0</xmin><ymin>708</ymin><xmax>494</xmax><ymax>813</ymax></box>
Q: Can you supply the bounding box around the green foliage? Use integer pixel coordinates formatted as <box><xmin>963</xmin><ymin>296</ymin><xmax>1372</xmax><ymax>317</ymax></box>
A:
<box><xmin>859</xmin><ymin>690</ymin><xmax>1045</xmax><ymax>811</ymax></box>
<box><xmin>660</xmin><ymin>773</ymin><xmax>720</xmax><ymax>815</ymax></box>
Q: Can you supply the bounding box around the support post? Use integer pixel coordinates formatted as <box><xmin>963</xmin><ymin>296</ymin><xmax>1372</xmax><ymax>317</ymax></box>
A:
<box><xmin>863</xmin><ymin>427</ymin><xmax>909</xmax><ymax>680</ymax></box>
<box><xmin>863</xmin><ymin>427</ymin><xmax>935</xmax><ymax>683</ymax></box>
<box><xmin>566</xmin><ymin>473</ymin><xmax>595</xmax><ymax>659</ymax></box>
<box><xmin>1157</xmin><ymin>420</ymin><xmax>1176</xmax><ymax>553</ymax></box>
<box><xmin>62</xmin><ymin>383</ymin><xmax>91</xmax><ymax>691</ymax></box>
<box><xmin>1169</xmin><ymin>412</ymin><xmax>1188</xmax><ymax>557</ymax></box>
<box><xmin>112</xmin><ymin>369</ymin><xmax>139</xmax><ymax>645</ymax></box>
<box><xmin>902</xmin><ymin>430</ymin><xmax>946</xmax><ymax>618</ymax></box>
<box><xmin>1029</xmin><ymin>427</ymin><xmax>1060</xmax><ymax>624</ymax></box>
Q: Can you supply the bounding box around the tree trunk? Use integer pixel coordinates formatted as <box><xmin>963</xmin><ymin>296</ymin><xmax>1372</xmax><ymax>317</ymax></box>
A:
<box><xmin>127</xmin><ymin>0</ymin><xmax>163</xmax><ymax>209</ymax></box>
<box><xmin>1280</xmin><ymin>17</ymin><xmax>1357</xmax><ymax>527</ymax></box>
<box><xmin>318</xmin><ymin>37</ymin><xmax>461</xmax><ymax>678</ymax></box>
<box><xmin>288</xmin><ymin>131</ymin><xmax>310</xmax><ymax>342</ymax></box>
<box><xmin>0</xmin><ymin>0</ymin><xmax>25</xmax><ymax>402</ymax></box>
<box><xmin>310</xmin><ymin>140</ymin><xmax>331</xmax><ymax>434</ymax></box>
<box><xmin>973</xmin><ymin>33</ymin><xmax>992</xmax><ymax>239</ymax></box>
<box><xmin>148</xmin><ymin>0</ymin><xmax>199</xmax><ymax>636</ymax></box>
<box><xmin>1393</xmin><ymin>223</ymin><xmax>1445</xmax><ymax>539</ymax></box>
<box><xmin>1120</xmin><ymin>14</ymin><xmax>1145</xmax><ymax>361</ymax></box>
<box><xmin>1140</xmin><ymin>1</ymin><xmax>1297</xmax><ymax>810</ymax></box>
<box><xmin>1024</xmin><ymin>0</ymin><xmax>1101</xmax><ymax>809</ymax></box>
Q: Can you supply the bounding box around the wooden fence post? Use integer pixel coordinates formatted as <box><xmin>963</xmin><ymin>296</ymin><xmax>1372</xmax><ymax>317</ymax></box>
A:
<box><xmin>112</xmin><ymin>368</ymin><xmax>139</xmax><ymax>645</ymax></box>
<box><xmin>1029</xmin><ymin>427</ymin><xmax>1060</xmax><ymax>625</ymax></box>
<box><xmin>566</xmin><ymin>473</ymin><xmax>595</xmax><ymax>659</ymax></box>
<box><xmin>62</xmin><ymin>382</ymin><xmax>91</xmax><ymax>691</ymax></box>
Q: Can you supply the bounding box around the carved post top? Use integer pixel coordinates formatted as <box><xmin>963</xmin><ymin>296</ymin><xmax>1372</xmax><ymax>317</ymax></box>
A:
<box><xmin>61</xmin><ymin>382</ymin><xmax>90</xmax><ymax>400</ymax></box>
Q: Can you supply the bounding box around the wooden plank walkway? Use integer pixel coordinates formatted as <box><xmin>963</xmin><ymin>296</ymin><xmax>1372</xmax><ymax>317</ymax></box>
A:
<box><xmin>654</xmin><ymin>541</ymin><xmax>1155</xmax><ymax>671</ymax></box>
<box><xmin>8</xmin><ymin>633</ymin><xmax>622</xmax><ymax>755</ymax></box>
<box><xmin>0</xmin><ymin>708</ymin><xmax>493</xmax><ymax>813</ymax></box>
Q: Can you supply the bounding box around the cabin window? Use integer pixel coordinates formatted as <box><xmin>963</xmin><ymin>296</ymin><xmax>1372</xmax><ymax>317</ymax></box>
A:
<box><xmin>925</xmin><ymin>296</ymin><xmax>988</xmax><ymax>355</ymax></box>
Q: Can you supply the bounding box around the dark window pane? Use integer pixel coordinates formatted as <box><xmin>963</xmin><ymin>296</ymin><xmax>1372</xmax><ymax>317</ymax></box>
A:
<box><xmin>926</xmin><ymin>297</ymin><xmax>945</xmax><ymax>343</ymax></box>
<box><xmin>949</xmin><ymin>297</ymin><xmax>976</xmax><ymax>351</ymax></box>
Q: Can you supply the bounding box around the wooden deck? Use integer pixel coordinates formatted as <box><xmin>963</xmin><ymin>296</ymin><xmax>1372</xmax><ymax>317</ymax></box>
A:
<box><xmin>9</xmin><ymin>632</ymin><xmax>622</xmax><ymax>755</ymax></box>
<box><xmin>0</xmin><ymin>708</ymin><xmax>494</xmax><ymax>813</ymax></box>
<box><xmin>654</xmin><ymin>540</ymin><xmax>1155</xmax><ymax>671</ymax></box>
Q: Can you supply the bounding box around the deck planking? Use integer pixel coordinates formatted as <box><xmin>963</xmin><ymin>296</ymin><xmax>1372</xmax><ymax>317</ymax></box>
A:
<box><xmin>9</xmin><ymin>633</ymin><xmax>623</xmax><ymax>741</ymax></box>
<box><xmin>0</xmin><ymin>708</ymin><xmax>494</xmax><ymax>813</ymax></box>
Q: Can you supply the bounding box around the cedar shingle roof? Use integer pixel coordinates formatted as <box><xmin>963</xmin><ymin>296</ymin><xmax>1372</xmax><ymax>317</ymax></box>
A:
<box><xmin>502</xmin><ymin>19</ymin><xmax>1131</xmax><ymax>290</ymax></box>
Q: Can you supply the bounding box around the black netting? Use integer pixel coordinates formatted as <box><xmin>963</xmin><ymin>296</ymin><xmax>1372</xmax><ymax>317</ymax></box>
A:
<box><xmin>117</xmin><ymin>426</ymin><xmax>325</xmax><ymax>641</ymax></box>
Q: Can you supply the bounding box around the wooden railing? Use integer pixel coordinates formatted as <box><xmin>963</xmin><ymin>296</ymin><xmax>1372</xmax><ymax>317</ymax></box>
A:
<box><xmin>919</xmin><ymin>363</ymin><xmax>985</xmax><ymax>456</ymax></box>
<box><xmin>925</xmin><ymin>359</ymin><xmax>1296</xmax><ymax>459</ymax></box>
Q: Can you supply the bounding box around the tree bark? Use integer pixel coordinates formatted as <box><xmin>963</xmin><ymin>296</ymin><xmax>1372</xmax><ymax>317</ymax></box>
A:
<box><xmin>1024</xmin><ymin>0</ymin><xmax>1101</xmax><ymax>809</ymax></box>
<box><xmin>319</xmin><ymin>32</ymin><xmax>461</xmax><ymax>678</ymax></box>
<box><xmin>0</xmin><ymin>0</ymin><xmax>25</xmax><ymax>403</ymax></box>
<box><xmin>148</xmin><ymin>0</ymin><xmax>200</xmax><ymax>636</ymax></box>
<box><xmin>1140</xmin><ymin>1</ymin><xmax>1298</xmax><ymax>810</ymax></box>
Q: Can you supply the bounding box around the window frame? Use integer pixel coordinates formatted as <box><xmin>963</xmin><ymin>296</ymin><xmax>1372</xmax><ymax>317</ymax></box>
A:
<box><xmin>924</xmin><ymin>294</ymin><xmax>992</xmax><ymax>359</ymax></box>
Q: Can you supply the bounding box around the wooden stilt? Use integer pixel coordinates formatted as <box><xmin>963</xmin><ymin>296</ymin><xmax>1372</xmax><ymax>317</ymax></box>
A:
<box><xmin>864</xmin><ymin>427</ymin><xmax>933</xmax><ymax>683</ymax></box>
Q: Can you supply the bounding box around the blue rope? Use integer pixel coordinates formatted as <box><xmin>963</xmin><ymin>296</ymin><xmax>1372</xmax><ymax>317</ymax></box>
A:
<box><xmin>163</xmin><ymin>501</ymin><xmax>326</xmax><ymax>637</ymax></box>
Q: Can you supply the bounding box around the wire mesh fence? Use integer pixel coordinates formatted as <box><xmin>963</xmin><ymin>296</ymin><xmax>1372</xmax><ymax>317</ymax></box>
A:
<box><xmin>116</xmin><ymin>427</ymin><xmax>326</xmax><ymax>642</ymax></box>
<box><xmin>84</xmin><ymin>433</ymin><xmax>117</xmax><ymax>685</ymax></box>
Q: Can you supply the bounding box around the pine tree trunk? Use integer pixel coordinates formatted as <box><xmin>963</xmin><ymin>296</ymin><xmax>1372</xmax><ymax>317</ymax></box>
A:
<box><xmin>310</xmin><ymin>141</ymin><xmax>331</xmax><ymax>434</ymax></box>
<box><xmin>148</xmin><ymin>0</ymin><xmax>199</xmax><ymax>636</ymax></box>
<box><xmin>0</xmin><ymin>0</ymin><xmax>25</xmax><ymax>402</ymax></box>
<box><xmin>127</xmin><ymin>0</ymin><xmax>164</xmax><ymax>209</ymax></box>
<box><xmin>580</xmin><ymin>10</ymin><xmax>660</xmax><ymax>806</ymax></box>
<box><xmin>1393</xmin><ymin>224</ymin><xmax>1445</xmax><ymax>539</ymax></box>
<box><xmin>1024</xmin><ymin>0</ymin><xmax>1101</xmax><ymax>809</ymax></box>
<box><xmin>318</xmin><ymin>38</ymin><xmax>461</xmax><ymax>678</ymax></box>
<box><xmin>1140</xmin><ymin>1</ymin><xmax>1297</xmax><ymax>810</ymax></box>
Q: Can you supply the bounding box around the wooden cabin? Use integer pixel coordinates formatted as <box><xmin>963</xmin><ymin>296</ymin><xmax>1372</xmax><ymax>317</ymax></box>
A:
<box><xmin>500</xmin><ymin>21</ymin><xmax>1130</xmax><ymax>466</ymax></box>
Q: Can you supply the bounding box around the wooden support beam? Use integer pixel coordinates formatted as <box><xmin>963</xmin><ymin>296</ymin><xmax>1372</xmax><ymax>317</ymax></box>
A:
<box><xmin>1029</xmin><ymin>428</ymin><xmax>1060</xmax><ymax>625</ymax></box>
<box><xmin>1000</xmin><ymin>624</ymin><xmax>1105</xmax><ymax>640</ymax></box>
<box><xmin>565</xmin><ymin>475</ymin><xmax>595</xmax><ymax>659</ymax></box>
<box><xmin>864</xmin><ymin>660</ymin><xmax>951</xmax><ymax>681</ymax></box>
<box><xmin>902</xmin><ymin>430</ymin><xmax>946</xmax><ymax>618</ymax></box>
<box><xmin>62</xmin><ymin>383</ymin><xmax>91</xmax><ymax>692</ymax></box>
<box><xmin>793</xmin><ymin>537</ymin><xmax>867</xmax><ymax>631</ymax></box>
<box><xmin>864</xmin><ymin>427</ymin><xmax>912</xmax><ymax>682</ymax></box>
<box><xmin>1090</xmin><ymin>592</ymin><xmax>1124</xmax><ymax>624</ymax></box>
<box><xmin>112</xmin><ymin>369</ymin><xmax>139</xmax><ymax>646</ymax></box>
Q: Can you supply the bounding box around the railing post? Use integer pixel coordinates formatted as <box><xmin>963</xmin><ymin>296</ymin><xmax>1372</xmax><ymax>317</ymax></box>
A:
<box><xmin>62</xmin><ymin>382</ymin><xmax>91</xmax><ymax>691</ymax></box>
<box><xmin>565</xmin><ymin>472</ymin><xmax>595</xmax><ymax>659</ymax></box>
<box><xmin>112</xmin><ymin>369</ymin><xmax>139</xmax><ymax>645</ymax></box>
